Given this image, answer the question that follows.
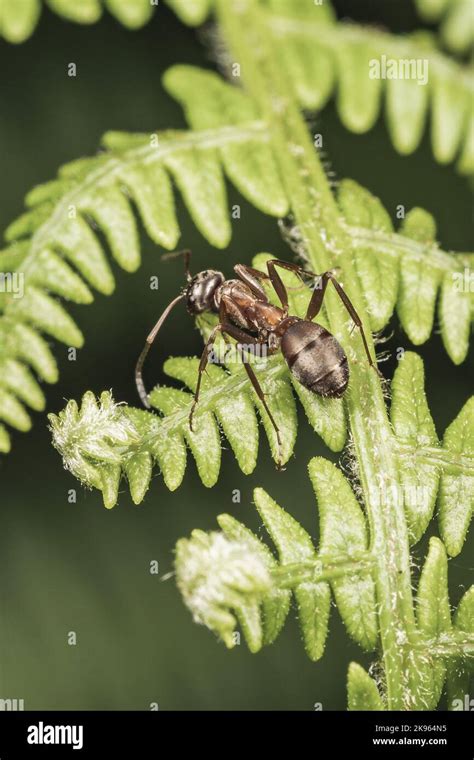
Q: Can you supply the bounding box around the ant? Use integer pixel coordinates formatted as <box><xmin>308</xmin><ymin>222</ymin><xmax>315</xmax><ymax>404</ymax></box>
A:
<box><xmin>135</xmin><ymin>250</ymin><xmax>375</xmax><ymax>462</ymax></box>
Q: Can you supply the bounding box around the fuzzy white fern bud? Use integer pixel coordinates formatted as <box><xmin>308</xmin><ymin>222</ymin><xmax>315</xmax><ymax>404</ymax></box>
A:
<box><xmin>48</xmin><ymin>391</ymin><xmax>139</xmax><ymax>489</ymax></box>
<box><xmin>175</xmin><ymin>530</ymin><xmax>273</xmax><ymax>648</ymax></box>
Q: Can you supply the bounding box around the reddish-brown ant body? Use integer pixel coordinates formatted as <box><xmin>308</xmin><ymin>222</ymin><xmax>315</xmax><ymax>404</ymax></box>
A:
<box><xmin>135</xmin><ymin>251</ymin><xmax>374</xmax><ymax>456</ymax></box>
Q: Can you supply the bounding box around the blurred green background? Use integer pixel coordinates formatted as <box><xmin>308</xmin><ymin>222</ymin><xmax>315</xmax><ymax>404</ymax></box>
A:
<box><xmin>0</xmin><ymin>1</ymin><xmax>472</xmax><ymax>710</ymax></box>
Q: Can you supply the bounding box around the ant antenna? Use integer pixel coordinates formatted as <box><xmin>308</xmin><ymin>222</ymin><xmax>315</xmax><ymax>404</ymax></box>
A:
<box><xmin>161</xmin><ymin>249</ymin><xmax>192</xmax><ymax>282</ymax></box>
<box><xmin>135</xmin><ymin>294</ymin><xmax>185</xmax><ymax>408</ymax></box>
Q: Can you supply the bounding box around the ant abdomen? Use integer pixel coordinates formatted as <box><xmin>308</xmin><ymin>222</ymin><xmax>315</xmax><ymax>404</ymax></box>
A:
<box><xmin>280</xmin><ymin>320</ymin><xmax>349</xmax><ymax>399</ymax></box>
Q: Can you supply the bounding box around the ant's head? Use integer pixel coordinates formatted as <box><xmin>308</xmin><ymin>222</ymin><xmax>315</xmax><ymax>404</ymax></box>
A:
<box><xmin>185</xmin><ymin>270</ymin><xmax>225</xmax><ymax>315</ymax></box>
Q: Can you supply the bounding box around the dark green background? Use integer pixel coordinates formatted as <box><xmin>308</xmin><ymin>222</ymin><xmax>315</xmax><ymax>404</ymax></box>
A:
<box><xmin>0</xmin><ymin>1</ymin><xmax>472</xmax><ymax>710</ymax></box>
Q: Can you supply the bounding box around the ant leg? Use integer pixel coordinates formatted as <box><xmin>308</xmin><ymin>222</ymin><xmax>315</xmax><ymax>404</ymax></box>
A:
<box><xmin>135</xmin><ymin>294</ymin><xmax>185</xmax><ymax>408</ymax></box>
<box><xmin>324</xmin><ymin>272</ymin><xmax>375</xmax><ymax>369</ymax></box>
<box><xmin>218</xmin><ymin>319</ymin><xmax>283</xmax><ymax>467</ymax></box>
<box><xmin>234</xmin><ymin>264</ymin><xmax>269</xmax><ymax>299</ymax></box>
<box><xmin>265</xmin><ymin>261</ymin><xmax>290</xmax><ymax>313</ymax></box>
<box><xmin>305</xmin><ymin>270</ymin><xmax>375</xmax><ymax>368</ymax></box>
<box><xmin>189</xmin><ymin>324</ymin><xmax>222</xmax><ymax>431</ymax></box>
<box><xmin>266</xmin><ymin>260</ymin><xmax>375</xmax><ymax>369</ymax></box>
<box><xmin>305</xmin><ymin>275</ymin><xmax>329</xmax><ymax>321</ymax></box>
<box><xmin>266</xmin><ymin>258</ymin><xmax>320</xmax><ymax>281</ymax></box>
<box><xmin>189</xmin><ymin>296</ymin><xmax>236</xmax><ymax>428</ymax></box>
<box><xmin>241</xmin><ymin>356</ymin><xmax>283</xmax><ymax>467</ymax></box>
<box><xmin>161</xmin><ymin>249</ymin><xmax>192</xmax><ymax>282</ymax></box>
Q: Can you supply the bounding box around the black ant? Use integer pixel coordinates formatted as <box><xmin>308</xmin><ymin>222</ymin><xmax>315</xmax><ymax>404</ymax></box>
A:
<box><xmin>135</xmin><ymin>250</ymin><xmax>375</xmax><ymax>462</ymax></box>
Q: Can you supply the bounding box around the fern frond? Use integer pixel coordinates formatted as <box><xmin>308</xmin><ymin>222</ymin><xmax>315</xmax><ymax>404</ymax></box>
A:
<box><xmin>446</xmin><ymin>585</ymin><xmax>474</xmax><ymax>709</ymax></box>
<box><xmin>347</xmin><ymin>663</ymin><xmax>385</xmax><ymax>711</ymax></box>
<box><xmin>2</xmin><ymin>1</ymin><xmax>471</xmax><ymax>175</ymax></box>
<box><xmin>50</xmin><ymin>340</ymin><xmax>472</xmax><ymax>596</ymax></box>
<box><xmin>415</xmin><ymin>0</ymin><xmax>474</xmax><ymax>54</ymax></box>
<box><xmin>337</xmin><ymin>179</ymin><xmax>473</xmax><ymax>360</ymax></box>
<box><xmin>261</xmin><ymin>1</ymin><xmax>473</xmax><ymax>171</ymax></box>
<box><xmin>0</xmin><ymin>0</ymin><xmax>214</xmax><ymax>43</ymax></box>
<box><xmin>175</xmin><ymin>464</ymin><xmax>377</xmax><ymax>659</ymax></box>
<box><xmin>391</xmin><ymin>351</ymin><xmax>473</xmax><ymax>553</ymax></box>
<box><xmin>2</xmin><ymin>63</ymin><xmax>471</xmax><ymax>451</ymax></box>
<box><xmin>168</xmin><ymin>65</ymin><xmax>473</xmax><ymax>357</ymax></box>
<box><xmin>48</xmin><ymin>339</ymin><xmax>346</xmax><ymax>509</ymax></box>
<box><xmin>0</xmin><ymin>87</ymin><xmax>288</xmax><ymax>451</ymax></box>
<box><xmin>174</xmin><ymin>461</ymin><xmax>473</xmax><ymax>709</ymax></box>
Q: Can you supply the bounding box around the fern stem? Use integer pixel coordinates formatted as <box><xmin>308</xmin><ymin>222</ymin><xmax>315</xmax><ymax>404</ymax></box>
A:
<box><xmin>272</xmin><ymin>552</ymin><xmax>375</xmax><ymax>588</ymax></box>
<box><xmin>267</xmin><ymin>12</ymin><xmax>473</xmax><ymax>88</ymax></box>
<box><xmin>424</xmin><ymin>635</ymin><xmax>474</xmax><ymax>659</ymax></box>
<box><xmin>348</xmin><ymin>225</ymin><xmax>471</xmax><ymax>273</ymax></box>
<box><xmin>217</xmin><ymin>0</ymin><xmax>421</xmax><ymax>709</ymax></box>
<box><xmin>397</xmin><ymin>443</ymin><xmax>474</xmax><ymax>476</ymax></box>
<box><xmin>137</xmin><ymin>355</ymin><xmax>287</xmax><ymax>448</ymax></box>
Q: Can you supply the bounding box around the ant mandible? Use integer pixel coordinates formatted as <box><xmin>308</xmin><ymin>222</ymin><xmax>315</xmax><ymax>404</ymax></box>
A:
<box><xmin>135</xmin><ymin>250</ymin><xmax>375</xmax><ymax>461</ymax></box>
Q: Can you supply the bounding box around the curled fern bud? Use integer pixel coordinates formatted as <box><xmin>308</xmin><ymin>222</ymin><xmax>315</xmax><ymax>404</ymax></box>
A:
<box><xmin>48</xmin><ymin>391</ymin><xmax>139</xmax><ymax>489</ymax></box>
<box><xmin>175</xmin><ymin>530</ymin><xmax>273</xmax><ymax>648</ymax></box>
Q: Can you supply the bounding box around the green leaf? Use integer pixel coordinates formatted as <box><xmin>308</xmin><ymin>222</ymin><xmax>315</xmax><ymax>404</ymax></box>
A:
<box><xmin>391</xmin><ymin>352</ymin><xmax>439</xmax><ymax>543</ymax></box>
<box><xmin>265</xmin><ymin>0</ymin><xmax>335</xmax><ymax>108</ymax></box>
<box><xmin>438</xmin><ymin>397</ymin><xmax>474</xmax><ymax>557</ymax></box>
<box><xmin>439</xmin><ymin>269</ymin><xmax>471</xmax><ymax>365</ymax></box>
<box><xmin>0</xmin><ymin>359</ymin><xmax>45</xmax><ymax>411</ymax></box>
<box><xmin>338</xmin><ymin>179</ymin><xmax>397</xmax><ymax>331</ymax></box>
<box><xmin>262</xmin><ymin>6</ymin><xmax>473</xmax><ymax>171</ymax></box>
<box><xmin>164</xmin><ymin>0</ymin><xmax>212</xmax><ymax>26</ymax></box>
<box><xmin>431</xmin><ymin>63</ymin><xmax>470</xmax><ymax>165</ymax></box>
<box><xmin>7</xmin><ymin>286</ymin><xmax>84</xmax><ymax>347</ymax></box>
<box><xmin>117</xmin><ymin>161</ymin><xmax>180</xmax><ymax>250</ymax></box>
<box><xmin>415</xmin><ymin>0</ymin><xmax>451</xmax><ymax>22</ymax></box>
<box><xmin>416</xmin><ymin>0</ymin><xmax>474</xmax><ymax>54</ymax></box>
<box><xmin>440</xmin><ymin>0</ymin><xmax>474</xmax><ymax>53</ymax></box>
<box><xmin>397</xmin><ymin>209</ymin><xmax>443</xmax><ymax>345</ymax></box>
<box><xmin>386</xmin><ymin>76</ymin><xmax>429</xmax><ymax>155</ymax></box>
<box><xmin>150</xmin><ymin>425</ymin><xmax>187</xmax><ymax>493</ymax></box>
<box><xmin>52</xmin><ymin>216</ymin><xmax>115</xmax><ymax>295</ymax></box>
<box><xmin>6</xmin><ymin>323</ymin><xmax>58</xmax><ymax>383</ymax></box>
<box><xmin>164</xmin><ymin>357</ymin><xmax>259</xmax><ymax>476</ymax></box>
<box><xmin>124</xmin><ymin>451</ymin><xmax>153</xmax><ymax>505</ymax></box>
<box><xmin>347</xmin><ymin>662</ymin><xmax>385</xmax><ymax>710</ymax></box>
<box><xmin>104</xmin><ymin>0</ymin><xmax>154</xmax><ymax>29</ymax></box>
<box><xmin>247</xmin><ymin>364</ymin><xmax>297</xmax><ymax>466</ymax></box>
<box><xmin>163</xmin><ymin>148</ymin><xmax>231</xmax><ymax>249</ymax></box>
<box><xmin>0</xmin><ymin>389</ymin><xmax>31</xmax><ymax>432</ymax></box>
<box><xmin>45</xmin><ymin>0</ymin><xmax>102</xmax><ymax>24</ymax></box>
<box><xmin>0</xmin><ymin>0</ymin><xmax>41</xmax><ymax>43</ymax></box>
<box><xmin>308</xmin><ymin>457</ymin><xmax>377</xmax><ymax>650</ymax></box>
<box><xmin>446</xmin><ymin>586</ymin><xmax>474</xmax><ymax>709</ymax></box>
<box><xmin>0</xmin><ymin>424</ymin><xmax>11</xmax><ymax>454</ymax></box>
<box><xmin>150</xmin><ymin>386</ymin><xmax>221</xmax><ymax>488</ymax></box>
<box><xmin>163</xmin><ymin>66</ymin><xmax>288</xmax><ymax>217</ymax></box>
<box><xmin>416</xmin><ymin>537</ymin><xmax>451</xmax><ymax>707</ymax></box>
<box><xmin>253</xmin><ymin>487</ymin><xmax>330</xmax><ymax>661</ymax></box>
<box><xmin>78</xmin><ymin>185</ymin><xmax>141</xmax><ymax>272</ymax></box>
<box><xmin>29</xmin><ymin>248</ymin><xmax>93</xmax><ymax>304</ymax></box>
<box><xmin>458</xmin><ymin>110</ymin><xmax>474</xmax><ymax>175</ymax></box>
<box><xmin>291</xmin><ymin>379</ymin><xmax>346</xmax><ymax>453</ymax></box>
<box><xmin>100</xmin><ymin>464</ymin><xmax>122</xmax><ymax>509</ymax></box>
<box><xmin>2</xmin><ymin>63</ymin><xmax>471</xmax><ymax>453</ymax></box>
<box><xmin>175</xmin><ymin>528</ymin><xmax>273</xmax><ymax>650</ymax></box>
<box><xmin>335</xmin><ymin>41</ymin><xmax>382</xmax><ymax>133</ymax></box>
<box><xmin>455</xmin><ymin>586</ymin><xmax>474</xmax><ymax>636</ymax></box>
<box><xmin>218</xmin><ymin>513</ymin><xmax>292</xmax><ymax>649</ymax></box>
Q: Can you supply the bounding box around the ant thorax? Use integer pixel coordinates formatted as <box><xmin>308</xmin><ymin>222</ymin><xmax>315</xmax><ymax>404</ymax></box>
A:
<box><xmin>216</xmin><ymin>280</ymin><xmax>286</xmax><ymax>336</ymax></box>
